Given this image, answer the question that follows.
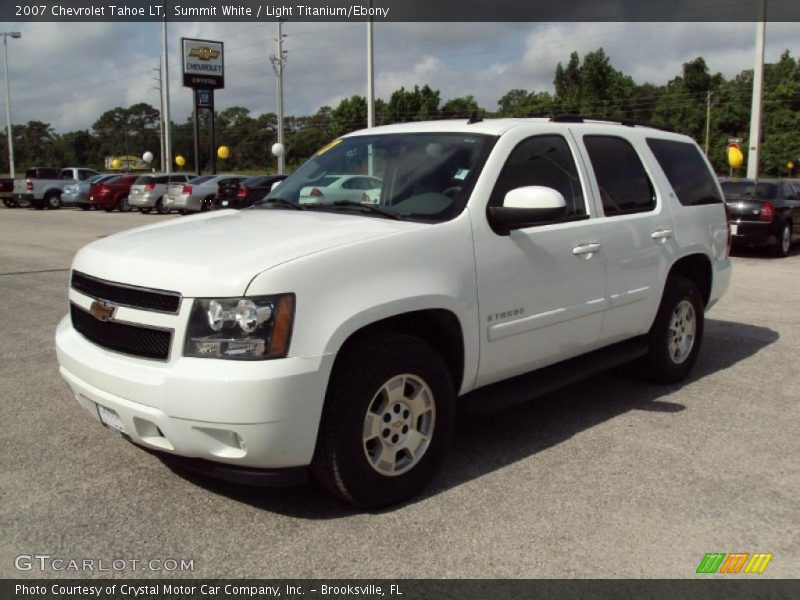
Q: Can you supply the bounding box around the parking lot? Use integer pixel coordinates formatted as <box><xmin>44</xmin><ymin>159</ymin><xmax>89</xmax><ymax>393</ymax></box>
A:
<box><xmin>1</xmin><ymin>206</ymin><xmax>798</xmax><ymax>579</ymax></box>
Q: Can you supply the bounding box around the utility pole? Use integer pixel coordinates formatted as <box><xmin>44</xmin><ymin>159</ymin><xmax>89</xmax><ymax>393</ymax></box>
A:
<box><xmin>162</xmin><ymin>20</ymin><xmax>172</xmax><ymax>174</ymax></box>
<box><xmin>270</xmin><ymin>20</ymin><xmax>287</xmax><ymax>174</ymax></box>
<box><xmin>704</xmin><ymin>91</ymin><xmax>712</xmax><ymax>155</ymax></box>
<box><xmin>153</xmin><ymin>62</ymin><xmax>165</xmax><ymax>172</ymax></box>
<box><xmin>2</xmin><ymin>32</ymin><xmax>21</xmax><ymax>179</ymax></box>
<box><xmin>746</xmin><ymin>0</ymin><xmax>766</xmax><ymax>180</ymax></box>
<box><xmin>366</xmin><ymin>0</ymin><xmax>375</xmax><ymax>129</ymax></box>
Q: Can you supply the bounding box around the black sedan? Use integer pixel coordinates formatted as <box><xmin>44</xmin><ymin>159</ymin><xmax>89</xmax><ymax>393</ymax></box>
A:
<box><xmin>215</xmin><ymin>174</ymin><xmax>288</xmax><ymax>210</ymax></box>
<box><xmin>721</xmin><ymin>178</ymin><xmax>800</xmax><ymax>257</ymax></box>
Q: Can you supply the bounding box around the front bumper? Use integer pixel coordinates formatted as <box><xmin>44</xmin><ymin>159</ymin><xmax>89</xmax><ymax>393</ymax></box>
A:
<box><xmin>56</xmin><ymin>315</ymin><xmax>334</xmax><ymax>470</ymax></box>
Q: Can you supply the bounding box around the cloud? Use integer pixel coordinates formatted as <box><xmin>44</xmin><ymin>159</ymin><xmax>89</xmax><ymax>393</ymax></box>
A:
<box><xmin>0</xmin><ymin>21</ymin><xmax>798</xmax><ymax>132</ymax></box>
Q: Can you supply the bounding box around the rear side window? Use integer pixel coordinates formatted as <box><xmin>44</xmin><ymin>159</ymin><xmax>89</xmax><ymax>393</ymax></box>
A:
<box><xmin>584</xmin><ymin>136</ymin><xmax>655</xmax><ymax>215</ymax></box>
<box><xmin>27</xmin><ymin>168</ymin><xmax>59</xmax><ymax>179</ymax></box>
<box><xmin>169</xmin><ymin>174</ymin><xmax>188</xmax><ymax>183</ymax></box>
<box><xmin>647</xmin><ymin>138</ymin><xmax>722</xmax><ymax>206</ymax></box>
<box><xmin>134</xmin><ymin>176</ymin><xmax>153</xmax><ymax>185</ymax></box>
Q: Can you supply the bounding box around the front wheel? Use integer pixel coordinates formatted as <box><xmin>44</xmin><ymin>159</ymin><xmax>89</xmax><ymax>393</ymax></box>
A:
<box><xmin>155</xmin><ymin>197</ymin><xmax>168</xmax><ymax>214</ymax></box>
<box><xmin>312</xmin><ymin>333</ymin><xmax>454</xmax><ymax>509</ymax></box>
<box><xmin>46</xmin><ymin>192</ymin><xmax>62</xmax><ymax>210</ymax></box>
<box><xmin>639</xmin><ymin>276</ymin><xmax>704</xmax><ymax>383</ymax></box>
<box><xmin>117</xmin><ymin>196</ymin><xmax>131</xmax><ymax>212</ymax></box>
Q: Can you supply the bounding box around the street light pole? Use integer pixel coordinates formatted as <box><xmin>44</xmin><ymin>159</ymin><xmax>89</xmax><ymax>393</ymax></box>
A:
<box><xmin>162</xmin><ymin>21</ymin><xmax>172</xmax><ymax>175</ymax></box>
<box><xmin>2</xmin><ymin>32</ymin><xmax>21</xmax><ymax>179</ymax></box>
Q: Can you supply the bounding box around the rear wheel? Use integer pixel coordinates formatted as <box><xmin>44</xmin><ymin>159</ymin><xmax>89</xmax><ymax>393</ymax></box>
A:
<box><xmin>639</xmin><ymin>276</ymin><xmax>704</xmax><ymax>383</ymax></box>
<box><xmin>2</xmin><ymin>198</ymin><xmax>18</xmax><ymax>208</ymax></box>
<box><xmin>774</xmin><ymin>221</ymin><xmax>792</xmax><ymax>257</ymax></box>
<box><xmin>45</xmin><ymin>192</ymin><xmax>62</xmax><ymax>210</ymax></box>
<box><xmin>200</xmin><ymin>196</ymin><xmax>214</xmax><ymax>212</ymax></box>
<box><xmin>312</xmin><ymin>333</ymin><xmax>454</xmax><ymax>509</ymax></box>
<box><xmin>117</xmin><ymin>196</ymin><xmax>131</xmax><ymax>212</ymax></box>
<box><xmin>155</xmin><ymin>197</ymin><xmax>168</xmax><ymax>214</ymax></box>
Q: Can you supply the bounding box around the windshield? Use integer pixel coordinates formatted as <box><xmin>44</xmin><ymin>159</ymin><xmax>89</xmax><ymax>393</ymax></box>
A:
<box><xmin>721</xmin><ymin>181</ymin><xmax>777</xmax><ymax>199</ymax></box>
<box><xmin>262</xmin><ymin>132</ymin><xmax>495</xmax><ymax>222</ymax></box>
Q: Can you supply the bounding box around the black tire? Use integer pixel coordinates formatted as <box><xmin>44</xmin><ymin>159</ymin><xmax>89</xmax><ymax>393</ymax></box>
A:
<box><xmin>639</xmin><ymin>276</ymin><xmax>704</xmax><ymax>383</ymax></box>
<box><xmin>312</xmin><ymin>332</ymin><xmax>455</xmax><ymax>509</ymax></box>
<box><xmin>155</xmin><ymin>197</ymin><xmax>168</xmax><ymax>214</ymax></box>
<box><xmin>200</xmin><ymin>196</ymin><xmax>214</xmax><ymax>212</ymax></box>
<box><xmin>117</xmin><ymin>196</ymin><xmax>131</xmax><ymax>212</ymax></box>
<box><xmin>103</xmin><ymin>206</ymin><xmax>114</xmax><ymax>213</ymax></box>
<box><xmin>45</xmin><ymin>192</ymin><xmax>61</xmax><ymax>210</ymax></box>
<box><xmin>774</xmin><ymin>221</ymin><xmax>792</xmax><ymax>258</ymax></box>
<box><xmin>140</xmin><ymin>207</ymin><xmax>151</xmax><ymax>214</ymax></box>
<box><xmin>3</xmin><ymin>198</ymin><xmax>18</xmax><ymax>208</ymax></box>
<box><xmin>79</xmin><ymin>204</ymin><xmax>90</xmax><ymax>211</ymax></box>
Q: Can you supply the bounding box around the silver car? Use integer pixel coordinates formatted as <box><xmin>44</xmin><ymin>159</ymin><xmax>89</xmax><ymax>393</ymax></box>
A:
<box><xmin>62</xmin><ymin>174</ymin><xmax>117</xmax><ymax>209</ymax></box>
<box><xmin>164</xmin><ymin>174</ymin><xmax>247</xmax><ymax>213</ymax></box>
<box><xmin>129</xmin><ymin>173</ymin><xmax>191</xmax><ymax>214</ymax></box>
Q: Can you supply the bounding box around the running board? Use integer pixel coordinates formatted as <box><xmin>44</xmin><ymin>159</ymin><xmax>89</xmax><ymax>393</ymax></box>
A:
<box><xmin>460</xmin><ymin>336</ymin><xmax>649</xmax><ymax>414</ymax></box>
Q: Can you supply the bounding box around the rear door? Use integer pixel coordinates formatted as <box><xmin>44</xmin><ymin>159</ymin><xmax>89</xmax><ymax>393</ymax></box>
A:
<box><xmin>573</xmin><ymin>130</ymin><xmax>677</xmax><ymax>345</ymax></box>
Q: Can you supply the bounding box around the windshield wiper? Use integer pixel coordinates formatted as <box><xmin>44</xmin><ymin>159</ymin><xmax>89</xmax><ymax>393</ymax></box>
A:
<box><xmin>320</xmin><ymin>200</ymin><xmax>404</xmax><ymax>220</ymax></box>
<box><xmin>253</xmin><ymin>197</ymin><xmax>305</xmax><ymax>210</ymax></box>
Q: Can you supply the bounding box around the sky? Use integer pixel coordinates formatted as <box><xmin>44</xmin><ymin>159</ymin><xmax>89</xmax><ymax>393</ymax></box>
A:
<box><xmin>0</xmin><ymin>20</ymin><xmax>798</xmax><ymax>133</ymax></box>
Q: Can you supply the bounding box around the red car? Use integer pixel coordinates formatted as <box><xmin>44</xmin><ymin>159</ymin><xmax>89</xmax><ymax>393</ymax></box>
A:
<box><xmin>85</xmin><ymin>175</ymin><xmax>138</xmax><ymax>212</ymax></box>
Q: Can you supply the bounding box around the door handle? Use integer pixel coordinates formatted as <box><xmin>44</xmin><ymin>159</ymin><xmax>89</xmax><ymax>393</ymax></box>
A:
<box><xmin>651</xmin><ymin>229</ymin><xmax>673</xmax><ymax>241</ymax></box>
<box><xmin>572</xmin><ymin>243</ymin><xmax>601</xmax><ymax>255</ymax></box>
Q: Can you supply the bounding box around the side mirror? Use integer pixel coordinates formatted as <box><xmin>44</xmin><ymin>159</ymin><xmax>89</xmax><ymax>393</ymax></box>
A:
<box><xmin>488</xmin><ymin>186</ymin><xmax>568</xmax><ymax>233</ymax></box>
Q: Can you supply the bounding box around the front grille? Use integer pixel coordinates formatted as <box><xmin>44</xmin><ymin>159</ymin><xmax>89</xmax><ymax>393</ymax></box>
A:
<box><xmin>70</xmin><ymin>304</ymin><xmax>172</xmax><ymax>361</ymax></box>
<box><xmin>71</xmin><ymin>271</ymin><xmax>181</xmax><ymax>313</ymax></box>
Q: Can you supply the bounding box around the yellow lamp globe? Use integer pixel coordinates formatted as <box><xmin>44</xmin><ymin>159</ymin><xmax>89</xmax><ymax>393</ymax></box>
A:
<box><xmin>175</xmin><ymin>155</ymin><xmax>186</xmax><ymax>167</ymax></box>
<box><xmin>727</xmin><ymin>145</ymin><xmax>744</xmax><ymax>170</ymax></box>
<box><xmin>110</xmin><ymin>158</ymin><xmax>121</xmax><ymax>169</ymax></box>
<box><xmin>217</xmin><ymin>146</ymin><xmax>230</xmax><ymax>159</ymax></box>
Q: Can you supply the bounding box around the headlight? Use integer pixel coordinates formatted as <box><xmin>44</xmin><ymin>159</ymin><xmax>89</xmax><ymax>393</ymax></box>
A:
<box><xmin>183</xmin><ymin>294</ymin><xmax>295</xmax><ymax>360</ymax></box>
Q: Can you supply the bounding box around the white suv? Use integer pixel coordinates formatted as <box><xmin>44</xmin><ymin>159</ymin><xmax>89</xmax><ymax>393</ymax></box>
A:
<box><xmin>56</xmin><ymin>117</ymin><xmax>731</xmax><ymax>508</ymax></box>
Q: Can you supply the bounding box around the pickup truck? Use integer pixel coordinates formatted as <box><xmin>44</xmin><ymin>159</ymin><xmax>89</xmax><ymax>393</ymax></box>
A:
<box><xmin>14</xmin><ymin>167</ymin><xmax>100</xmax><ymax>210</ymax></box>
<box><xmin>56</xmin><ymin>117</ymin><xmax>731</xmax><ymax>508</ymax></box>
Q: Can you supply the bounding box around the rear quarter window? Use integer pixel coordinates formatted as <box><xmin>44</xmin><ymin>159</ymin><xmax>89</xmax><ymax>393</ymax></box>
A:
<box><xmin>647</xmin><ymin>138</ymin><xmax>722</xmax><ymax>206</ymax></box>
<box><xmin>584</xmin><ymin>135</ymin><xmax>655</xmax><ymax>215</ymax></box>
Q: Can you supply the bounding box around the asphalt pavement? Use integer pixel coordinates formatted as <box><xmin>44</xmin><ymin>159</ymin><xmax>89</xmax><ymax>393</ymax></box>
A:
<box><xmin>1</xmin><ymin>206</ymin><xmax>797</xmax><ymax>578</ymax></box>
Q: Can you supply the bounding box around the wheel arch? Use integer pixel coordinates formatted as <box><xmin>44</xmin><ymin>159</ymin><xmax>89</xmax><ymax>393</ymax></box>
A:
<box><xmin>327</xmin><ymin>308</ymin><xmax>466</xmax><ymax>394</ymax></box>
<box><xmin>666</xmin><ymin>253</ymin><xmax>713</xmax><ymax>307</ymax></box>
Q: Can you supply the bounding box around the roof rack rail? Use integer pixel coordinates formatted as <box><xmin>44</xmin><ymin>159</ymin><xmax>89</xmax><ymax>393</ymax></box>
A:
<box><xmin>549</xmin><ymin>114</ymin><xmax>675</xmax><ymax>133</ymax></box>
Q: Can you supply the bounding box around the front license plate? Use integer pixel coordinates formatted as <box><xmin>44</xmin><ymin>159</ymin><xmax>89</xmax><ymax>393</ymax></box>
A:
<box><xmin>96</xmin><ymin>404</ymin><xmax>126</xmax><ymax>434</ymax></box>
<box><xmin>731</xmin><ymin>224</ymin><xmax>738</xmax><ymax>235</ymax></box>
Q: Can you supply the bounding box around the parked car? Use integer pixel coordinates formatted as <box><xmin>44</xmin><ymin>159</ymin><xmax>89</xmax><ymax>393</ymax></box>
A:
<box><xmin>56</xmin><ymin>117</ymin><xmax>731</xmax><ymax>508</ymax></box>
<box><xmin>0</xmin><ymin>178</ymin><xmax>15</xmax><ymax>207</ymax></box>
<box><xmin>298</xmin><ymin>174</ymin><xmax>383</xmax><ymax>204</ymax></box>
<box><xmin>164</xmin><ymin>174</ymin><xmax>247</xmax><ymax>214</ymax></box>
<box><xmin>129</xmin><ymin>173</ymin><xmax>191</xmax><ymax>214</ymax></box>
<box><xmin>13</xmin><ymin>167</ymin><xmax>99</xmax><ymax>210</ymax></box>
<box><xmin>86</xmin><ymin>174</ymin><xmax>139</xmax><ymax>212</ymax></box>
<box><xmin>215</xmin><ymin>174</ymin><xmax>287</xmax><ymax>209</ymax></box>
<box><xmin>63</xmin><ymin>174</ymin><xmax>118</xmax><ymax>209</ymax></box>
<box><xmin>721</xmin><ymin>178</ymin><xmax>800</xmax><ymax>257</ymax></box>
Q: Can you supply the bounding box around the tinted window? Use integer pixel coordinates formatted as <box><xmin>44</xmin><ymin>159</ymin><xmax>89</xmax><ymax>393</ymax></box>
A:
<box><xmin>26</xmin><ymin>168</ymin><xmax>59</xmax><ymax>179</ymax></box>
<box><xmin>584</xmin><ymin>136</ymin><xmax>655</xmax><ymax>215</ymax></box>
<box><xmin>720</xmin><ymin>181</ymin><xmax>777</xmax><ymax>199</ymax></box>
<box><xmin>169</xmin><ymin>174</ymin><xmax>187</xmax><ymax>183</ymax></box>
<box><xmin>155</xmin><ymin>175</ymin><xmax>170</xmax><ymax>184</ymax></box>
<box><xmin>646</xmin><ymin>138</ymin><xmax>721</xmax><ymax>206</ymax></box>
<box><xmin>489</xmin><ymin>134</ymin><xmax>586</xmax><ymax>217</ymax></box>
<box><xmin>190</xmin><ymin>175</ymin><xmax>215</xmax><ymax>185</ymax></box>
<box><xmin>134</xmin><ymin>176</ymin><xmax>153</xmax><ymax>185</ymax></box>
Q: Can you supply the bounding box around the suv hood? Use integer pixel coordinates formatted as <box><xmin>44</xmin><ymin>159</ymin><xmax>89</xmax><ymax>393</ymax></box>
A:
<box><xmin>72</xmin><ymin>209</ymin><xmax>419</xmax><ymax>297</ymax></box>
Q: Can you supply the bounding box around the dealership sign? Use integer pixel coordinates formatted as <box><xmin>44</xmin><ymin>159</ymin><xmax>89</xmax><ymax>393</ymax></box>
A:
<box><xmin>182</xmin><ymin>38</ymin><xmax>224</xmax><ymax>89</ymax></box>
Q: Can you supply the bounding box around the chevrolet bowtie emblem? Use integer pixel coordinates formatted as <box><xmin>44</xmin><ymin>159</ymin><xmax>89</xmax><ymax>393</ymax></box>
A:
<box><xmin>189</xmin><ymin>47</ymin><xmax>220</xmax><ymax>61</ymax></box>
<box><xmin>89</xmin><ymin>300</ymin><xmax>116</xmax><ymax>322</ymax></box>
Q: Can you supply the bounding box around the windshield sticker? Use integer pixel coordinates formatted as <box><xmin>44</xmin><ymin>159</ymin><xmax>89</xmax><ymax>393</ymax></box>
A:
<box><xmin>454</xmin><ymin>169</ymin><xmax>470</xmax><ymax>181</ymax></box>
<box><xmin>316</xmin><ymin>139</ymin><xmax>342</xmax><ymax>156</ymax></box>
